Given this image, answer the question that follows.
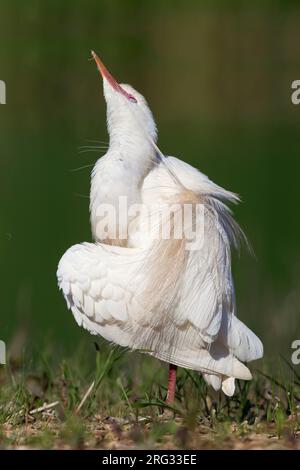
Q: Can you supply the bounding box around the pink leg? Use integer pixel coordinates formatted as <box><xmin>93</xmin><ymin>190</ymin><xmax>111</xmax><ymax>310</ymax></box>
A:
<box><xmin>166</xmin><ymin>363</ymin><xmax>177</xmax><ymax>404</ymax></box>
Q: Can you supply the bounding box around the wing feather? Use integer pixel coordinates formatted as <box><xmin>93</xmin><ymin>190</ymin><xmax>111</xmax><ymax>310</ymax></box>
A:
<box><xmin>57</xmin><ymin>243</ymin><xmax>141</xmax><ymax>344</ymax></box>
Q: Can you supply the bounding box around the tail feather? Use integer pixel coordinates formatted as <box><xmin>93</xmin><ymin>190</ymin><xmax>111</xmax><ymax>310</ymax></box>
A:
<box><xmin>220</xmin><ymin>314</ymin><xmax>263</xmax><ymax>362</ymax></box>
<box><xmin>149</xmin><ymin>341</ymin><xmax>252</xmax><ymax>381</ymax></box>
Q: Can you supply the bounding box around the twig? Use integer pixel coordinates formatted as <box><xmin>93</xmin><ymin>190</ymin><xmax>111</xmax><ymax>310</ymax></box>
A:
<box><xmin>29</xmin><ymin>401</ymin><xmax>60</xmax><ymax>415</ymax></box>
<box><xmin>75</xmin><ymin>381</ymin><xmax>95</xmax><ymax>414</ymax></box>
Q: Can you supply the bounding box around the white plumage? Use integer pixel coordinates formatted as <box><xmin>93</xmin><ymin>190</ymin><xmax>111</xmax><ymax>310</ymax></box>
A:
<box><xmin>57</xmin><ymin>52</ymin><xmax>263</xmax><ymax>398</ymax></box>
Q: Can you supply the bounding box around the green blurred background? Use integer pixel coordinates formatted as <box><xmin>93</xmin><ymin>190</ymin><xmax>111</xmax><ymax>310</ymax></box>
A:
<box><xmin>1</xmin><ymin>0</ymin><xmax>299</xmax><ymax>363</ymax></box>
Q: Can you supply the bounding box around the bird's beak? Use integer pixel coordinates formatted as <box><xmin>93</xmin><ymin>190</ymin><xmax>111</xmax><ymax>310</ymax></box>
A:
<box><xmin>91</xmin><ymin>51</ymin><xmax>137</xmax><ymax>103</ymax></box>
<box><xmin>91</xmin><ymin>51</ymin><xmax>120</xmax><ymax>92</ymax></box>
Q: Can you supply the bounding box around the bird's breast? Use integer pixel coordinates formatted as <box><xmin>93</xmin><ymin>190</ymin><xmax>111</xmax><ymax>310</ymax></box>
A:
<box><xmin>90</xmin><ymin>156</ymin><xmax>147</xmax><ymax>247</ymax></box>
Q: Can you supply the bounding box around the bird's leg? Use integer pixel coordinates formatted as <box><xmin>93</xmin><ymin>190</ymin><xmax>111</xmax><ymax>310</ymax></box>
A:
<box><xmin>166</xmin><ymin>363</ymin><xmax>177</xmax><ymax>404</ymax></box>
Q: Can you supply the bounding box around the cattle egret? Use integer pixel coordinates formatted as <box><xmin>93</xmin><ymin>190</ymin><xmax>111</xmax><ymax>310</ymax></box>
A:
<box><xmin>57</xmin><ymin>51</ymin><xmax>263</xmax><ymax>403</ymax></box>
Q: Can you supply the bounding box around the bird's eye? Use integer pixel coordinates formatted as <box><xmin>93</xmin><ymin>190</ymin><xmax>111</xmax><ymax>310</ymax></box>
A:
<box><xmin>119</xmin><ymin>85</ymin><xmax>138</xmax><ymax>103</ymax></box>
<box><xmin>128</xmin><ymin>94</ymin><xmax>137</xmax><ymax>103</ymax></box>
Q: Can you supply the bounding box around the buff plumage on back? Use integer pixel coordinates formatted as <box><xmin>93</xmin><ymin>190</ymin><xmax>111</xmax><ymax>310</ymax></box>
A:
<box><xmin>123</xmin><ymin>155</ymin><xmax>263</xmax><ymax>392</ymax></box>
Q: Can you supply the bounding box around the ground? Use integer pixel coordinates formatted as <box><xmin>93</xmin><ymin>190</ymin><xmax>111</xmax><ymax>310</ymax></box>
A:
<box><xmin>0</xmin><ymin>340</ymin><xmax>299</xmax><ymax>450</ymax></box>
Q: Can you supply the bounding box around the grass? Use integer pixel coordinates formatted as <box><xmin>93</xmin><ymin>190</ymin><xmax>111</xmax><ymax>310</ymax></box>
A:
<box><xmin>0</xmin><ymin>338</ymin><xmax>299</xmax><ymax>450</ymax></box>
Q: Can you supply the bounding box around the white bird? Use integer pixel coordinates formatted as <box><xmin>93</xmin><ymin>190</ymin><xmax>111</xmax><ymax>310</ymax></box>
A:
<box><xmin>57</xmin><ymin>51</ymin><xmax>263</xmax><ymax>403</ymax></box>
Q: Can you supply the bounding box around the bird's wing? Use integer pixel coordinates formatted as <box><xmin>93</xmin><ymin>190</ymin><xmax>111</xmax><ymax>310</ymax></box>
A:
<box><xmin>134</xmin><ymin>156</ymin><xmax>237</xmax><ymax>343</ymax></box>
<box><xmin>128</xmin><ymin>156</ymin><xmax>262</xmax><ymax>377</ymax></box>
<box><xmin>57</xmin><ymin>242</ymin><xmax>146</xmax><ymax>347</ymax></box>
<box><xmin>57</xmin><ymin>241</ymin><xmax>259</xmax><ymax>383</ymax></box>
<box><xmin>141</xmin><ymin>156</ymin><xmax>240</xmax><ymax>205</ymax></box>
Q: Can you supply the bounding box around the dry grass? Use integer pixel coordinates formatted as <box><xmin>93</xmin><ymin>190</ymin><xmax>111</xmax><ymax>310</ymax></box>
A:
<box><xmin>0</xmin><ymin>339</ymin><xmax>299</xmax><ymax>450</ymax></box>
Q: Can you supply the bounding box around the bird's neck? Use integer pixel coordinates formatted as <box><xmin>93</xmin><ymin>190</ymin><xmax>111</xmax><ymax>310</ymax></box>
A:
<box><xmin>109</xmin><ymin>126</ymin><xmax>156</xmax><ymax>168</ymax></box>
<box><xmin>106</xmin><ymin>98</ymin><xmax>157</xmax><ymax>171</ymax></box>
<box><xmin>90</xmin><ymin>130</ymin><xmax>156</xmax><ymax>243</ymax></box>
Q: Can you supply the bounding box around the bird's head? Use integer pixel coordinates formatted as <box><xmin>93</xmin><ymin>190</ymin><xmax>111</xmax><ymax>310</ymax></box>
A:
<box><xmin>91</xmin><ymin>51</ymin><xmax>157</xmax><ymax>144</ymax></box>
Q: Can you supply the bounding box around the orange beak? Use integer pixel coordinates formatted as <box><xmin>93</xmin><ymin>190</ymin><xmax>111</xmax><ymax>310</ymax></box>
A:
<box><xmin>91</xmin><ymin>51</ymin><xmax>137</xmax><ymax>103</ymax></box>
